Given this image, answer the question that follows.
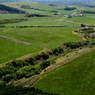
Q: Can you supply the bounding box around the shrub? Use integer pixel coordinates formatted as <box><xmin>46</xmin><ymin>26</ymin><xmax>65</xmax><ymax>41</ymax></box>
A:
<box><xmin>25</xmin><ymin>57</ymin><xmax>35</xmax><ymax>65</ymax></box>
<box><xmin>52</xmin><ymin>47</ymin><xmax>63</xmax><ymax>55</ymax></box>
<box><xmin>11</xmin><ymin>60</ymin><xmax>23</xmax><ymax>68</ymax></box>
<box><xmin>3</xmin><ymin>74</ymin><xmax>17</xmax><ymax>83</ymax></box>
<box><xmin>35</xmin><ymin>54</ymin><xmax>41</xmax><ymax>60</ymax></box>
<box><xmin>16</xmin><ymin>71</ymin><xmax>27</xmax><ymax>79</ymax></box>
<box><xmin>42</xmin><ymin>52</ymin><xmax>49</xmax><ymax>60</ymax></box>
<box><xmin>40</xmin><ymin>60</ymin><xmax>50</xmax><ymax>70</ymax></box>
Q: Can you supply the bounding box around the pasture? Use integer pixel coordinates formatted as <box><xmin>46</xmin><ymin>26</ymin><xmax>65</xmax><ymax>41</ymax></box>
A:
<box><xmin>0</xmin><ymin>27</ymin><xmax>82</xmax><ymax>64</ymax></box>
<box><xmin>4</xmin><ymin>20</ymin><xmax>77</xmax><ymax>27</ymax></box>
<box><xmin>34</xmin><ymin>49</ymin><xmax>95</xmax><ymax>95</ymax></box>
<box><xmin>0</xmin><ymin>27</ymin><xmax>82</xmax><ymax>48</ymax></box>
<box><xmin>0</xmin><ymin>14</ymin><xmax>25</xmax><ymax>19</ymax></box>
<box><xmin>0</xmin><ymin>38</ymin><xmax>42</xmax><ymax>64</ymax></box>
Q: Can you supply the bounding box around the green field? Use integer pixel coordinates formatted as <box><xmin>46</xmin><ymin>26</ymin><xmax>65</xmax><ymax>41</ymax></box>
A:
<box><xmin>0</xmin><ymin>38</ymin><xmax>42</xmax><ymax>64</ymax></box>
<box><xmin>4</xmin><ymin>20</ymin><xmax>77</xmax><ymax>27</ymax></box>
<box><xmin>0</xmin><ymin>27</ymin><xmax>82</xmax><ymax>64</ymax></box>
<box><xmin>0</xmin><ymin>27</ymin><xmax>82</xmax><ymax>48</ymax></box>
<box><xmin>65</xmin><ymin>16</ymin><xmax>95</xmax><ymax>25</ymax></box>
<box><xmin>34</xmin><ymin>49</ymin><xmax>95</xmax><ymax>95</ymax></box>
<box><xmin>0</xmin><ymin>14</ymin><xmax>25</xmax><ymax>19</ymax></box>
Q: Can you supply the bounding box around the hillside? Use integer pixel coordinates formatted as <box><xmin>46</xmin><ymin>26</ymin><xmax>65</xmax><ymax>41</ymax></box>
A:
<box><xmin>34</xmin><ymin>49</ymin><xmax>95</xmax><ymax>95</ymax></box>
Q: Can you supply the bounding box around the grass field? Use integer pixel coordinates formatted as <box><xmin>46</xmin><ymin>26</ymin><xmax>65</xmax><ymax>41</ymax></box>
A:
<box><xmin>0</xmin><ymin>27</ymin><xmax>82</xmax><ymax>48</ymax></box>
<box><xmin>0</xmin><ymin>38</ymin><xmax>42</xmax><ymax>64</ymax></box>
<box><xmin>0</xmin><ymin>14</ymin><xmax>25</xmax><ymax>19</ymax></box>
<box><xmin>0</xmin><ymin>27</ymin><xmax>82</xmax><ymax>64</ymax></box>
<box><xmin>34</xmin><ymin>49</ymin><xmax>95</xmax><ymax>95</ymax></box>
<box><xmin>65</xmin><ymin>16</ymin><xmax>95</xmax><ymax>25</ymax></box>
<box><xmin>4</xmin><ymin>20</ymin><xmax>77</xmax><ymax>27</ymax></box>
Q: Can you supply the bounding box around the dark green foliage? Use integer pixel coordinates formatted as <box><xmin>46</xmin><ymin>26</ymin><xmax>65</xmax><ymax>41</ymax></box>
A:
<box><xmin>65</xmin><ymin>42</ymin><xmax>82</xmax><ymax>49</ymax></box>
<box><xmin>52</xmin><ymin>47</ymin><xmax>63</xmax><ymax>55</ymax></box>
<box><xmin>81</xmin><ymin>24</ymin><xmax>86</xmax><ymax>27</ymax></box>
<box><xmin>81</xmin><ymin>10</ymin><xmax>95</xmax><ymax>14</ymax></box>
<box><xmin>42</xmin><ymin>52</ymin><xmax>49</xmax><ymax>60</ymax></box>
<box><xmin>40</xmin><ymin>60</ymin><xmax>50</xmax><ymax>70</ymax></box>
<box><xmin>47</xmin><ymin>51</ymin><xmax>53</xmax><ymax>55</ymax></box>
<box><xmin>16</xmin><ymin>71</ymin><xmax>26</xmax><ymax>79</ymax></box>
<box><xmin>81</xmin><ymin>28</ymin><xmax>95</xmax><ymax>33</ymax></box>
<box><xmin>0</xmin><ymin>4</ymin><xmax>25</xmax><ymax>14</ymax></box>
<box><xmin>25</xmin><ymin>57</ymin><xmax>35</xmax><ymax>65</ymax></box>
<box><xmin>35</xmin><ymin>54</ymin><xmax>41</xmax><ymax>60</ymax></box>
<box><xmin>64</xmin><ymin>7</ymin><xmax>76</xmax><ymax>10</ymax></box>
<box><xmin>26</xmin><ymin>14</ymin><xmax>51</xmax><ymax>17</ymax></box>
<box><xmin>11</xmin><ymin>60</ymin><xmax>23</xmax><ymax>68</ymax></box>
<box><xmin>3</xmin><ymin>74</ymin><xmax>16</xmax><ymax>83</ymax></box>
<box><xmin>0</xmin><ymin>18</ymin><xmax>28</xmax><ymax>24</ymax></box>
<box><xmin>21</xmin><ymin>5</ymin><xmax>31</xmax><ymax>9</ymax></box>
<box><xmin>0</xmin><ymin>84</ymin><xmax>59</xmax><ymax>95</ymax></box>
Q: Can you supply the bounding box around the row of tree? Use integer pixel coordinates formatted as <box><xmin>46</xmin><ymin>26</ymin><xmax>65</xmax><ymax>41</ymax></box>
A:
<box><xmin>0</xmin><ymin>18</ymin><xmax>28</xmax><ymax>24</ymax></box>
<box><xmin>26</xmin><ymin>14</ymin><xmax>53</xmax><ymax>17</ymax></box>
<box><xmin>81</xmin><ymin>10</ymin><xmax>95</xmax><ymax>14</ymax></box>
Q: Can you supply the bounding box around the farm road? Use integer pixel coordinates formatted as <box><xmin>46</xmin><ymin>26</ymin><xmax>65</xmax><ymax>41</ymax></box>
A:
<box><xmin>0</xmin><ymin>36</ymin><xmax>32</xmax><ymax>45</ymax></box>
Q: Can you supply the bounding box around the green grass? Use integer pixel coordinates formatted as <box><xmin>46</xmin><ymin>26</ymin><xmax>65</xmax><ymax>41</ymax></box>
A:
<box><xmin>34</xmin><ymin>49</ymin><xmax>95</xmax><ymax>95</ymax></box>
<box><xmin>4</xmin><ymin>20</ymin><xmax>77</xmax><ymax>27</ymax></box>
<box><xmin>65</xmin><ymin>16</ymin><xmax>95</xmax><ymax>25</ymax></box>
<box><xmin>0</xmin><ymin>14</ymin><xmax>25</xmax><ymax>19</ymax></box>
<box><xmin>0</xmin><ymin>27</ymin><xmax>82</xmax><ymax>48</ymax></box>
<box><xmin>0</xmin><ymin>38</ymin><xmax>42</xmax><ymax>64</ymax></box>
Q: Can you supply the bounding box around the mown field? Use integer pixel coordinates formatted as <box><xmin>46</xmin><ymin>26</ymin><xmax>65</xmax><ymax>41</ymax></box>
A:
<box><xmin>34</xmin><ymin>49</ymin><xmax>95</xmax><ymax>95</ymax></box>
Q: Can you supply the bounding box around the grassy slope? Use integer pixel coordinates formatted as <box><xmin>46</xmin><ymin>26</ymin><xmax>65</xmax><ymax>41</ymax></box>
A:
<box><xmin>0</xmin><ymin>38</ymin><xmax>42</xmax><ymax>64</ymax></box>
<box><xmin>0</xmin><ymin>27</ymin><xmax>82</xmax><ymax>48</ymax></box>
<box><xmin>34</xmin><ymin>49</ymin><xmax>95</xmax><ymax>95</ymax></box>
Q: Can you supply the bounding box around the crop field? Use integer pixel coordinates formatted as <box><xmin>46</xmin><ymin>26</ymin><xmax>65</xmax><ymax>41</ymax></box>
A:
<box><xmin>1</xmin><ymin>1</ymin><xmax>95</xmax><ymax>94</ymax></box>
<box><xmin>34</xmin><ymin>49</ymin><xmax>95</xmax><ymax>95</ymax></box>
<box><xmin>0</xmin><ymin>38</ymin><xmax>42</xmax><ymax>64</ymax></box>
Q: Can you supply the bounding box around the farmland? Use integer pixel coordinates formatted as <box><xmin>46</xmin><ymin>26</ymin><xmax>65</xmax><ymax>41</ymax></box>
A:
<box><xmin>0</xmin><ymin>1</ymin><xmax>95</xmax><ymax>95</ymax></box>
<box><xmin>0</xmin><ymin>27</ymin><xmax>82</xmax><ymax>63</ymax></box>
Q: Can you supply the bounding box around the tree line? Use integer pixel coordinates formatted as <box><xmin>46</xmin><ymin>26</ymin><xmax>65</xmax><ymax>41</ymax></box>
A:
<box><xmin>0</xmin><ymin>18</ymin><xmax>28</xmax><ymax>24</ymax></box>
<box><xmin>0</xmin><ymin>4</ymin><xmax>26</xmax><ymax>14</ymax></box>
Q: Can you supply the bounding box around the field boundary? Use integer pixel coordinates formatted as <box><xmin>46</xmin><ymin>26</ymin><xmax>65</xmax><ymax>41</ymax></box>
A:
<box><xmin>0</xmin><ymin>36</ymin><xmax>32</xmax><ymax>45</ymax></box>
